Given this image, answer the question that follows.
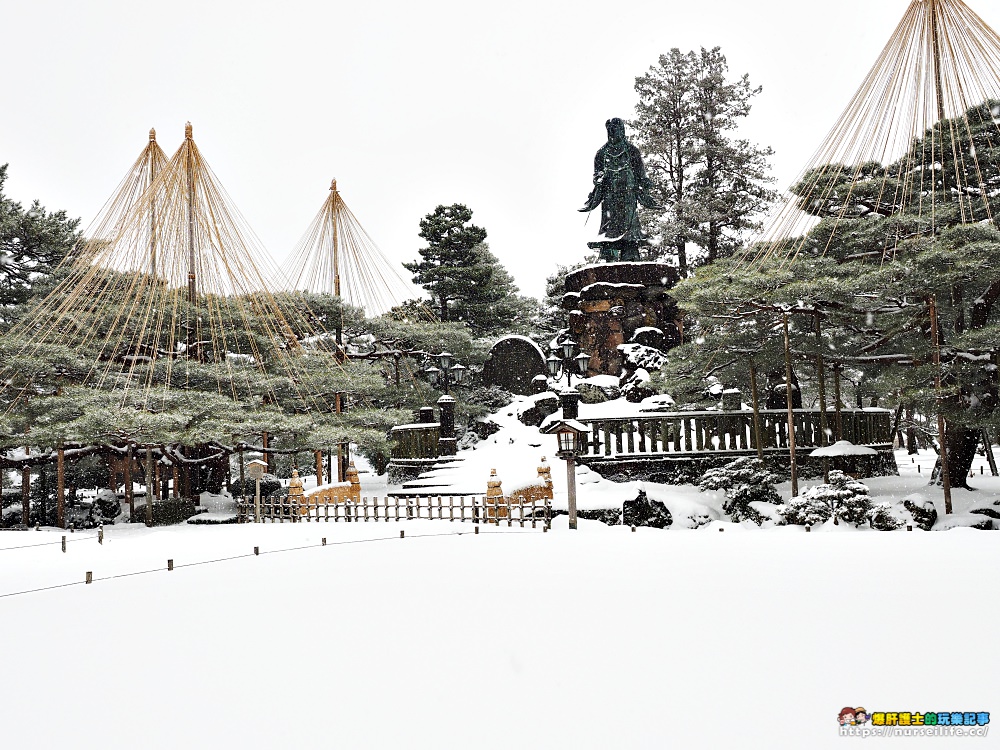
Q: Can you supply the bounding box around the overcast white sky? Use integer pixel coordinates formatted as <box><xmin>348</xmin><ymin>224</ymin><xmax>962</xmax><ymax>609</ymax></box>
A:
<box><xmin>0</xmin><ymin>0</ymin><xmax>977</xmax><ymax>300</ymax></box>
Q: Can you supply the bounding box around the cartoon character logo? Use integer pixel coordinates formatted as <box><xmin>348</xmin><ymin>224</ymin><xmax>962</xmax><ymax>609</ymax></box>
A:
<box><xmin>855</xmin><ymin>708</ymin><xmax>869</xmax><ymax>725</ymax></box>
<box><xmin>839</xmin><ymin>707</ymin><xmax>857</xmax><ymax>726</ymax></box>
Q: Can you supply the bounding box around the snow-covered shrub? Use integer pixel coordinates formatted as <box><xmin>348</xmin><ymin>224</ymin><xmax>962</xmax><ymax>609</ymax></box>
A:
<box><xmin>779</xmin><ymin>471</ymin><xmax>872</xmax><ymax>527</ymax></box>
<box><xmin>465</xmin><ymin>385</ymin><xmax>514</xmax><ymax>412</ymax></box>
<box><xmin>698</xmin><ymin>457</ymin><xmax>781</xmax><ymax>525</ymax></box>
<box><xmin>89</xmin><ymin>490</ymin><xmax>122</xmax><ymax>526</ymax></box>
<box><xmin>577</xmin><ymin>378</ymin><xmax>622</xmax><ymax>404</ymax></box>
<box><xmin>903</xmin><ymin>498</ymin><xmax>937</xmax><ymax>530</ymax></box>
<box><xmin>456</xmin><ymin>429</ymin><xmax>480</xmax><ymax>451</ymax></box>
<box><xmin>622</xmin><ymin>488</ymin><xmax>672</xmax><ymax>529</ymax></box>
<box><xmin>867</xmin><ymin>502</ymin><xmax>905</xmax><ymax>531</ymax></box>
<box><xmin>779</xmin><ymin>494</ymin><xmax>832</xmax><ymax>527</ymax></box>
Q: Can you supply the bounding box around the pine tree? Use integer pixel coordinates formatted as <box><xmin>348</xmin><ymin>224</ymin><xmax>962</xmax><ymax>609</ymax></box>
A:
<box><xmin>404</xmin><ymin>204</ymin><xmax>534</xmax><ymax>337</ymax></box>
<box><xmin>404</xmin><ymin>204</ymin><xmax>488</xmax><ymax>323</ymax></box>
<box><xmin>631</xmin><ymin>48</ymin><xmax>776</xmax><ymax>272</ymax></box>
<box><xmin>0</xmin><ymin>164</ymin><xmax>81</xmax><ymax>323</ymax></box>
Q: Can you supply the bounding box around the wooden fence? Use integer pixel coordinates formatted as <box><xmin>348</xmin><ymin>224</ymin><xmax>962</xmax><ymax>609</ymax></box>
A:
<box><xmin>579</xmin><ymin>408</ymin><xmax>892</xmax><ymax>458</ymax></box>
<box><xmin>238</xmin><ymin>494</ymin><xmax>552</xmax><ymax>530</ymax></box>
<box><xmin>389</xmin><ymin>423</ymin><xmax>440</xmax><ymax>459</ymax></box>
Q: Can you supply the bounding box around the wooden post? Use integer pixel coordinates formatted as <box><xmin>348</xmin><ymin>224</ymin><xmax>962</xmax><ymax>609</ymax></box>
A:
<box><xmin>815</xmin><ymin>313</ymin><xmax>830</xmax><ymax>482</ymax></box>
<box><xmin>56</xmin><ymin>443</ymin><xmax>66</xmax><ymax>529</ymax></box>
<box><xmin>145</xmin><ymin>446</ymin><xmax>154</xmax><ymax>527</ymax></box>
<box><xmin>983</xmin><ymin>429</ymin><xmax>998</xmax><ymax>476</ymax></box>
<box><xmin>748</xmin><ymin>358</ymin><xmax>764</xmax><ymax>461</ymax></box>
<box><xmin>172</xmin><ymin>463</ymin><xmax>179</xmax><ymax>498</ymax></box>
<box><xmin>124</xmin><ymin>445</ymin><xmax>134</xmax><ymax>521</ymax></box>
<box><xmin>315</xmin><ymin>450</ymin><xmax>324</xmax><ymax>487</ymax></box>
<box><xmin>238</xmin><ymin>447</ymin><xmax>246</xmax><ymax>502</ymax></box>
<box><xmin>21</xmin><ymin>448</ymin><xmax>30</xmax><ymax>527</ymax></box>
<box><xmin>337</xmin><ymin>443</ymin><xmax>345</xmax><ymax>483</ymax></box>
<box><xmin>566</xmin><ymin>455</ymin><xmax>579</xmax><ymax>529</ymax></box>
<box><xmin>929</xmin><ymin>295</ymin><xmax>953</xmax><ymax>514</ymax></box>
<box><xmin>783</xmin><ymin>314</ymin><xmax>799</xmax><ymax>497</ymax></box>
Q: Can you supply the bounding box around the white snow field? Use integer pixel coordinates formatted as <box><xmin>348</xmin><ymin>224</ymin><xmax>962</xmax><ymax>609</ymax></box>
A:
<box><xmin>1</xmin><ymin>512</ymin><xmax>997</xmax><ymax>749</ymax></box>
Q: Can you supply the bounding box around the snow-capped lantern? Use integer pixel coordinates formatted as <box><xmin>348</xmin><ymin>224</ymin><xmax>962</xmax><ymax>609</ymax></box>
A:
<box><xmin>542</xmin><ymin>419</ymin><xmax>589</xmax><ymax>458</ymax></box>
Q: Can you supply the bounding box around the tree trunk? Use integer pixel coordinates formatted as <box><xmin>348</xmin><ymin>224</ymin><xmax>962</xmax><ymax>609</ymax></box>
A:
<box><xmin>905</xmin><ymin>404</ymin><xmax>919</xmax><ymax>454</ymax></box>
<box><xmin>941</xmin><ymin>423</ymin><xmax>979</xmax><ymax>490</ymax></box>
<box><xmin>21</xmin><ymin>451</ymin><xmax>30</xmax><ymax>526</ymax></box>
<box><xmin>39</xmin><ymin>466</ymin><xmax>48</xmax><ymax>526</ymax></box>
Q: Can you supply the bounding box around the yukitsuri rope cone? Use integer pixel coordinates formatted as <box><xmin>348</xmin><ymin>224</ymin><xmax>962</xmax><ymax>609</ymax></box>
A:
<box><xmin>288</xmin><ymin>179</ymin><xmax>421</xmax><ymax>317</ymax></box>
<box><xmin>0</xmin><ymin>124</ymin><xmax>343</xmax><ymax>415</ymax></box>
<box><xmin>751</xmin><ymin>0</ymin><xmax>1000</xmax><ymax>266</ymax></box>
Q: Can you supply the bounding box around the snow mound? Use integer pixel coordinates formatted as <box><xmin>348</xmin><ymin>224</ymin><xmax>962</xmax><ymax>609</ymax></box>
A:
<box><xmin>810</xmin><ymin>440</ymin><xmax>877</xmax><ymax>457</ymax></box>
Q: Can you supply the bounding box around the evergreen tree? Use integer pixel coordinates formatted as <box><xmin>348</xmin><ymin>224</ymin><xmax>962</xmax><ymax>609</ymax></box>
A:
<box><xmin>631</xmin><ymin>48</ymin><xmax>777</xmax><ymax>273</ymax></box>
<box><xmin>656</xmin><ymin>98</ymin><xmax>1000</xmax><ymax>492</ymax></box>
<box><xmin>0</xmin><ymin>164</ymin><xmax>81</xmax><ymax>323</ymax></box>
<box><xmin>405</xmin><ymin>204</ymin><xmax>488</xmax><ymax>323</ymax></box>
<box><xmin>405</xmin><ymin>204</ymin><xmax>534</xmax><ymax>337</ymax></box>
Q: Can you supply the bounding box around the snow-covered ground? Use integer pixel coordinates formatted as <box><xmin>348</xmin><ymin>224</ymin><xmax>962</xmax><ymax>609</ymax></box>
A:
<box><xmin>2</xmin><ymin>399</ymin><xmax>998</xmax><ymax>748</ymax></box>
<box><xmin>0</xmin><ymin>518</ymin><xmax>995</xmax><ymax>749</ymax></box>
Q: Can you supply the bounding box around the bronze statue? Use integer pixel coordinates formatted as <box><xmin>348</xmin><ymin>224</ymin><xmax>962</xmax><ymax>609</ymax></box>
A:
<box><xmin>580</xmin><ymin>118</ymin><xmax>659</xmax><ymax>262</ymax></box>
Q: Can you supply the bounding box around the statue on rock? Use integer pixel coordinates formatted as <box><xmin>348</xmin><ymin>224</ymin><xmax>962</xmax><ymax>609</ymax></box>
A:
<box><xmin>579</xmin><ymin>118</ymin><xmax>659</xmax><ymax>262</ymax></box>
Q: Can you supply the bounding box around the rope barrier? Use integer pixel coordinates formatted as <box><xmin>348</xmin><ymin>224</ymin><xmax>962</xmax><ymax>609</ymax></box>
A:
<box><xmin>0</xmin><ymin>526</ymin><xmax>544</xmax><ymax>601</ymax></box>
<box><xmin>0</xmin><ymin>533</ymin><xmax>100</xmax><ymax>553</ymax></box>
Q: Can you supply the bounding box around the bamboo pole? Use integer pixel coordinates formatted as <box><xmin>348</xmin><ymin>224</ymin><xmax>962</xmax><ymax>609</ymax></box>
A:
<box><xmin>930</xmin><ymin>0</ymin><xmax>947</xmax><ymax>124</ymax></box>
<box><xmin>185</xmin><ymin>122</ymin><xmax>197</xmax><ymax>304</ymax></box>
<box><xmin>330</xmin><ymin>180</ymin><xmax>343</xmax><ymax>346</ymax></box>
<box><xmin>782</xmin><ymin>314</ymin><xmax>799</xmax><ymax>497</ymax></box>
<box><xmin>149</xmin><ymin>128</ymin><xmax>159</xmax><ymax>277</ymax></box>
<box><xmin>331</xmin><ymin>180</ymin><xmax>341</xmax><ymax>299</ymax></box>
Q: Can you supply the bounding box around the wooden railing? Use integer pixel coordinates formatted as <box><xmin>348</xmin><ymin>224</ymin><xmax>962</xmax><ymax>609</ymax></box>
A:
<box><xmin>238</xmin><ymin>494</ymin><xmax>552</xmax><ymax>529</ymax></box>
<box><xmin>579</xmin><ymin>409</ymin><xmax>891</xmax><ymax>459</ymax></box>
